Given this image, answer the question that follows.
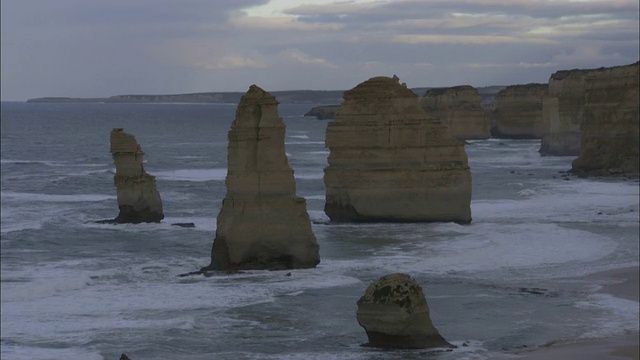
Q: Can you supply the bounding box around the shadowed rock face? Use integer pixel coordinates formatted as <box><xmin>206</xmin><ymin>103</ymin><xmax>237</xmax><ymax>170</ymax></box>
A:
<box><xmin>206</xmin><ymin>85</ymin><xmax>320</xmax><ymax>270</ymax></box>
<box><xmin>110</xmin><ymin>128</ymin><xmax>163</xmax><ymax>223</ymax></box>
<box><xmin>356</xmin><ymin>273</ymin><xmax>455</xmax><ymax>349</ymax></box>
<box><xmin>539</xmin><ymin>71</ymin><xmax>588</xmax><ymax>156</ymax></box>
<box><xmin>324</xmin><ymin>76</ymin><xmax>472</xmax><ymax>223</ymax></box>
<box><xmin>571</xmin><ymin>62</ymin><xmax>639</xmax><ymax>177</ymax></box>
<box><xmin>421</xmin><ymin>85</ymin><xmax>490</xmax><ymax>140</ymax></box>
<box><xmin>491</xmin><ymin>84</ymin><xmax>547</xmax><ymax>139</ymax></box>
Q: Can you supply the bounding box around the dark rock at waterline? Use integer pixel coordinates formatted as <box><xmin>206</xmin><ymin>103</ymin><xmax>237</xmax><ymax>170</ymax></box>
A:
<box><xmin>356</xmin><ymin>273</ymin><xmax>455</xmax><ymax>349</ymax></box>
<box><xmin>120</xmin><ymin>354</ymin><xmax>131</xmax><ymax>360</ymax></box>
<box><xmin>171</xmin><ymin>222</ymin><xmax>196</xmax><ymax>228</ymax></box>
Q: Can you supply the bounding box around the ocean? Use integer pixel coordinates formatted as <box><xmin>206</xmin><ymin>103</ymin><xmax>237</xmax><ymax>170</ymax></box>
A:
<box><xmin>1</xmin><ymin>101</ymin><xmax>638</xmax><ymax>360</ymax></box>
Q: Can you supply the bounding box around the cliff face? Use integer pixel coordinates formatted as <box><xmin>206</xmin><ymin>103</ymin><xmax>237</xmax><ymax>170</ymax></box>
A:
<box><xmin>206</xmin><ymin>85</ymin><xmax>320</xmax><ymax>270</ymax></box>
<box><xmin>110</xmin><ymin>129</ymin><xmax>164</xmax><ymax>223</ymax></box>
<box><xmin>324</xmin><ymin>76</ymin><xmax>472</xmax><ymax>223</ymax></box>
<box><xmin>491</xmin><ymin>84</ymin><xmax>547</xmax><ymax>139</ymax></box>
<box><xmin>420</xmin><ymin>85</ymin><xmax>490</xmax><ymax>140</ymax></box>
<box><xmin>571</xmin><ymin>62</ymin><xmax>640</xmax><ymax>176</ymax></box>
<box><xmin>539</xmin><ymin>71</ymin><xmax>589</xmax><ymax>155</ymax></box>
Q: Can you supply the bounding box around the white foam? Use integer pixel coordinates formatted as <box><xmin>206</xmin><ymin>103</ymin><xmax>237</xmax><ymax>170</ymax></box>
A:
<box><xmin>574</xmin><ymin>293</ymin><xmax>640</xmax><ymax>338</ymax></box>
<box><xmin>154</xmin><ymin>168</ymin><xmax>227</xmax><ymax>182</ymax></box>
<box><xmin>294</xmin><ymin>172</ymin><xmax>324</xmax><ymax>180</ymax></box>
<box><xmin>288</xmin><ymin>134</ymin><xmax>309</xmax><ymax>139</ymax></box>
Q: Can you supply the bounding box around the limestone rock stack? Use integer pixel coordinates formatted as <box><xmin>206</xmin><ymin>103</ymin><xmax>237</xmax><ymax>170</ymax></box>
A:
<box><xmin>420</xmin><ymin>85</ymin><xmax>490</xmax><ymax>140</ymax></box>
<box><xmin>324</xmin><ymin>76</ymin><xmax>472</xmax><ymax>223</ymax></box>
<box><xmin>356</xmin><ymin>273</ymin><xmax>454</xmax><ymax>349</ymax></box>
<box><xmin>205</xmin><ymin>85</ymin><xmax>320</xmax><ymax>270</ymax></box>
<box><xmin>491</xmin><ymin>84</ymin><xmax>547</xmax><ymax>138</ymax></box>
<box><xmin>110</xmin><ymin>128</ymin><xmax>164</xmax><ymax>223</ymax></box>
<box><xmin>538</xmin><ymin>70</ymin><xmax>589</xmax><ymax>156</ymax></box>
<box><xmin>571</xmin><ymin>62</ymin><xmax>639</xmax><ymax>176</ymax></box>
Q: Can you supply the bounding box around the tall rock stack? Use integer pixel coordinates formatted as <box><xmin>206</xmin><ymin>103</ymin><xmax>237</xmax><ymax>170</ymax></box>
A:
<box><xmin>110</xmin><ymin>128</ymin><xmax>164</xmax><ymax>223</ymax></box>
<box><xmin>539</xmin><ymin>71</ymin><xmax>588</xmax><ymax>155</ymax></box>
<box><xmin>420</xmin><ymin>85</ymin><xmax>491</xmax><ymax>140</ymax></box>
<box><xmin>205</xmin><ymin>85</ymin><xmax>320</xmax><ymax>271</ymax></box>
<box><xmin>356</xmin><ymin>273</ymin><xmax>454</xmax><ymax>349</ymax></box>
<box><xmin>491</xmin><ymin>84</ymin><xmax>547</xmax><ymax>139</ymax></box>
<box><xmin>324</xmin><ymin>76</ymin><xmax>472</xmax><ymax>223</ymax></box>
<box><xmin>571</xmin><ymin>62</ymin><xmax>640</xmax><ymax>177</ymax></box>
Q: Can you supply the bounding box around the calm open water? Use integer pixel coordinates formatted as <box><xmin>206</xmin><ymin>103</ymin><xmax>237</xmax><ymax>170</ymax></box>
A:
<box><xmin>1</xmin><ymin>102</ymin><xmax>638</xmax><ymax>360</ymax></box>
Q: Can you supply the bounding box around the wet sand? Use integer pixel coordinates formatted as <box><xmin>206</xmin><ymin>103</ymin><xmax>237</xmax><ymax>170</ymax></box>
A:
<box><xmin>513</xmin><ymin>266</ymin><xmax>639</xmax><ymax>360</ymax></box>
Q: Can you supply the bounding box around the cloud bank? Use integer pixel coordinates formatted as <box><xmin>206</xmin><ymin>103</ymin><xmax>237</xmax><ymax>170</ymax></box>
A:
<box><xmin>1</xmin><ymin>0</ymin><xmax>638</xmax><ymax>100</ymax></box>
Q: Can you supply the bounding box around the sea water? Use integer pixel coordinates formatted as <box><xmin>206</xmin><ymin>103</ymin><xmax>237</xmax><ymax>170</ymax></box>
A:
<box><xmin>1</xmin><ymin>102</ymin><xmax>638</xmax><ymax>360</ymax></box>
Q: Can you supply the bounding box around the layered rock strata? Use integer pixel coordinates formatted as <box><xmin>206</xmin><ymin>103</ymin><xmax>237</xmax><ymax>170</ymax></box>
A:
<box><xmin>205</xmin><ymin>85</ymin><xmax>320</xmax><ymax>271</ymax></box>
<box><xmin>356</xmin><ymin>273</ymin><xmax>454</xmax><ymax>349</ymax></box>
<box><xmin>420</xmin><ymin>85</ymin><xmax>490</xmax><ymax>140</ymax></box>
<box><xmin>491</xmin><ymin>84</ymin><xmax>547</xmax><ymax>139</ymax></box>
<box><xmin>110</xmin><ymin>128</ymin><xmax>164</xmax><ymax>223</ymax></box>
<box><xmin>571</xmin><ymin>62</ymin><xmax>639</xmax><ymax>176</ymax></box>
<box><xmin>539</xmin><ymin>70</ymin><xmax>589</xmax><ymax>155</ymax></box>
<box><xmin>324</xmin><ymin>76</ymin><xmax>472</xmax><ymax>223</ymax></box>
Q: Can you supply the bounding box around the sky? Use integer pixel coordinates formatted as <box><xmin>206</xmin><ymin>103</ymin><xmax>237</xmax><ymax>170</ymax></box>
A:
<box><xmin>1</xmin><ymin>0</ymin><xmax>638</xmax><ymax>101</ymax></box>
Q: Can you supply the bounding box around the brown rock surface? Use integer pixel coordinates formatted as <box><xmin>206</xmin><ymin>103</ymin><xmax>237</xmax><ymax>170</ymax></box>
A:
<box><xmin>539</xmin><ymin>70</ymin><xmax>590</xmax><ymax>156</ymax></box>
<box><xmin>491</xmin><ymin>84</ymin><xmax>547</xmax><ymax>139</ymax></box>
<box><xmin>205</xmin><ymin>85</ymin><xmax>320</xmax><ymax>270</ymax></box>
<box><xmin>324</xmin><ymin>76</ymin><xmax>472</xmax><ymax>223</ymax></box>
<box><xmin>110</xmin><ymin>128</ymin><xmax>164</xmax><ymax>223</ymax></box>
<box><xmin>356</xmin><ymin>273</ymin><xmax>454</xmax><ymax>349</ymax></box>
<box><xmin>571</xmin><ymin>62</ymin><xmax>639</xmax><ymax>176</ymax></box>
<box><xmin>421</xmin><ymin>85</ymin><xmax>490</xmax><ymax>140</ymax></box>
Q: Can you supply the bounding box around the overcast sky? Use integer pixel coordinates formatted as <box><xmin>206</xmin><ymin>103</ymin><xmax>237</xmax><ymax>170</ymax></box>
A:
<box><xmin>1</xmin><ymin>0</ymin><xmax>638</xmax><ymax>100</ymax></box>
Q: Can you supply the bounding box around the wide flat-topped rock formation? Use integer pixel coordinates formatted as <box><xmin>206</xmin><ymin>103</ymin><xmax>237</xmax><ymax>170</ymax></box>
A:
<box><xmin>491</xmin><ymin>84</ymin><xmax>547</xmax><ymax>139</ymax></box>
<box><xmin>571</xmin><ymin>62</ymin><xmax>639</xmax><ymax>177</ymax></box>
<box><xmin>110</xmin><ymin>128</ymin><xmax>164</xmax><ymax>223</ymax></box>
<box><xmin>420</xmin><ymin>85</ymin><xmax>490</xmax><ymax>140</ymax></box>
<box><xmin>356</xmin><ymin>273</ymin><xmax>454</xmax><ymax>349</ymax></box>
<box><xmin>204</xmin><ymin>85</ymin><xmax>320</xmax><ymax>271</ymax></box>
<box><xmin>324</xmin><ymin>76</ymin><xmax>472</xmax><ymax>223</ymax></box>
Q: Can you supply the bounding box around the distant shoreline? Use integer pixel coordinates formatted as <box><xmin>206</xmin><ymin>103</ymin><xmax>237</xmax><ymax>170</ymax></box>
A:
<box><xmin>25</xmin><ymin>86</ymin><xmax>507</xmax><ymax>104</ymax></box>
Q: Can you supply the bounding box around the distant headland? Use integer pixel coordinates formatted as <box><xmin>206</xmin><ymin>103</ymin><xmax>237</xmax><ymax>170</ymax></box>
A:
<box><xmin>26</xmin><ymin>86</ymin><xmax>506</xmax><ymax>105</ymax></box>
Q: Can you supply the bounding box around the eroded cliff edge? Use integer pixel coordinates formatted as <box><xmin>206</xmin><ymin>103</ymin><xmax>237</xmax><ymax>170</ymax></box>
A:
<box><xmin>571</xmin><ymin>62</ymin><xmax>639</xmax><ymax>177</ymax></box>
<box><xmin>491</xmin><ymin>84</ymin><xmax>547</xmax><ymax>139</ymax></box>
<box><xmin>421</xmin><ymin>85</ymin><xmax>490</xmax><ymax>140</ymax></box>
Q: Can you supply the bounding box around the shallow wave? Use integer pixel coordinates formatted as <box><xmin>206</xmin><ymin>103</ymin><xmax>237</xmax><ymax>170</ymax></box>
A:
<box><xmin>1</xmin><ymin>192</ymin><xmax>115</xmax><ymax>203</ymax></box>
<box><xmin>154</xmin><ymin>168</ymin><xmax>227</xmax><ymax>182</ymax></box>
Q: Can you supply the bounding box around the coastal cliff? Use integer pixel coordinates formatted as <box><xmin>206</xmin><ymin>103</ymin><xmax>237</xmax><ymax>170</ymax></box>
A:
<box><xmin>539</xmin><ymin>70</ymin><xmax>589</xmax><ymax>155</ymax></box>
<box><xmin>324</xmin><ymin>76</ymin><xmax>472</xmax><ymax>223</ymax></box>
<box><xmin>421</xmin><ymin>85</ymin><xmax>490</xmax><ymax>140</ymax></box>
<box><xmin>571</xmin><ymin>62</ymin><xmax>639</xmax><ymax>177</ymax></box>
<box><xmin>491</xmin><ymin>84</ymin><xmax>547</xmax><ymax>139</ymax></box>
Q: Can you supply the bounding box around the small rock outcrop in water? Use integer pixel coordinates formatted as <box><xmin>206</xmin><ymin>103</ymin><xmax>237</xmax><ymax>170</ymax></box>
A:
<box><xmin>110</xmin><ymin>128</ymin><xmax>163</xmax><ymax>223</ymax></box>
<box><xmin>324</xmin><ymin>76</ymin><xmax>472</xmax><ymax>223</ymax></box>
<box><xmin>490</xmin><ymin>83</ymin><xmax>547</xmax><ymax>139</ymax></box>
<box><xmin>203</xmin><ymin>85</ymin><xmax>320</xmax><ymax>271</ymax></box>
<box><xmin>571</xmin><ymin>62</ymin><xmax>639</xmax><ymax>177</ymax></box>
<box><xmin>420</xmin><ymin>85</ymin><xmax>490</xmax><ymax>140</ymax></box>
<box><xmin>304</xmin><ymin>105</ymin><xmax>341</xmax><ymax>120</ymax></box>
<box><xmin>356</xmin><ymin>273</ymin><xmax>455</xmax><ymax>349</ymax></box>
